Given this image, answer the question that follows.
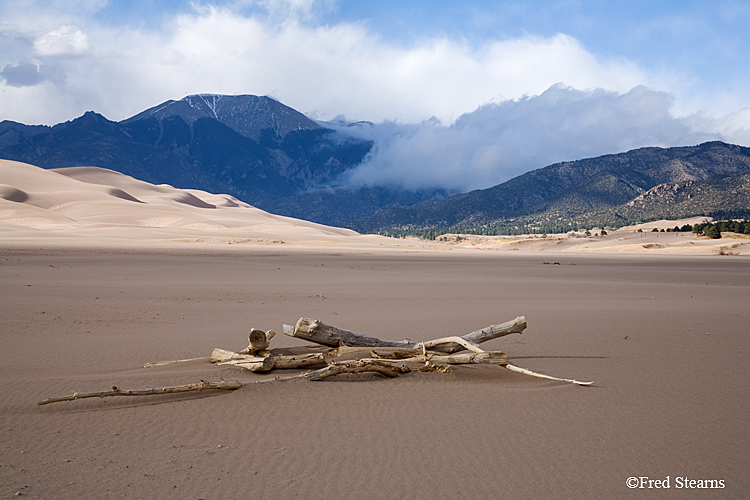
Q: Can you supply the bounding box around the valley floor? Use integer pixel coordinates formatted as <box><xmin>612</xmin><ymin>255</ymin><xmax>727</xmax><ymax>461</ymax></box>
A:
<box><xmin>1</xmin><ymin>248</ymin><xmax>747</xmax><ymax>499</ymax></box>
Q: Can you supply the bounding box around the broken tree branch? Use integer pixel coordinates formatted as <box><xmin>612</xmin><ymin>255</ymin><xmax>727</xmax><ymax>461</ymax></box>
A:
<box><xmin>272</xmin><ymin>352</ymin><xmax>326</xmax><ymax>369</ymax></box>
<box><xmin>288</xmin><ymin>318</ymin><xmax>416</xmax><ymax>349</ymax></box>
<box><xmin>421</xmin><ymin>351</ymin><xmax>507</xmax><ymax>366</ymax></box>
<box><xmin>210</xmin><ymin>348</ymin><xmax>275</xmax><ymax>372</ymax></box>
<box><xmin>505</xmin><ymin>363</ymin><xmax>593</xmax><ymax>386</ymax></box>
<box><xmin>306</xmin><ymin>360</ymin><xmax>411</xmax><ymax>380</ymax></box>
<box><xmin>285</xmin><ymin>316</ymin><xmax>527</xmax><ymax>353</ymax></box>
<box><xmin>432</xmin><ymin>317</ymin><xmax>528</xmax><ymax>353</ymax></box>
<box><xmin>241</xmin><ymin>329</ymin><xmax>276</xmax><ymax>354</ymax></box>
<box><xmin>143</xmin><ymin>357</ymin><xmax>208</xmax><ymax>368</ymax></box>
<box><xmin>37</xmin><ymin>380</ymin><xmax>243</xmax><ymax>405</ymax></box>
<box><xmin>417</xmin><ymin>336</ymin><xmax>484</xmax><ymax>354</ymax></box>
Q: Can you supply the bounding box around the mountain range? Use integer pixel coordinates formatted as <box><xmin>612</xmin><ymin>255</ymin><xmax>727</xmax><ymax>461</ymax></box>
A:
<box><xmin>2</xmin><ymin>94</ymin><xmax>749</xmax><ymax>234</ymax></box>
<box><xmin>0</xmin><ymin>95</ymin><xmax>418</xmax><ymax>220</ymax></box>
<box><xmin>347</xmin><ymin>141</ymin><xmax>750</xmax><ymax>234</ymax></box>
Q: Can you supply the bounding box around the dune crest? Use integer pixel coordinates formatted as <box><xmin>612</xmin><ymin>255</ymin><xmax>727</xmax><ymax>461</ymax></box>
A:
<box><xmin>0</xmin><ymin>160</ymin><xmax>411</xmax><ymax>250</ymax></box>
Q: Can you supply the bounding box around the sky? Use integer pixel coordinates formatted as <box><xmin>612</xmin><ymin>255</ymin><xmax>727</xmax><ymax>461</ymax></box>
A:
<box><xmin>1</xmin><ymin>0</ymin><xmax>749</xmax><ymax>192</ymax></box>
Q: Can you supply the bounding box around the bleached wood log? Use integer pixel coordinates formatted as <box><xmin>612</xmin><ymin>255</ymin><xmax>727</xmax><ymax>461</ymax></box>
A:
<box><xmin>306</xmin><ymin>360</ymin><xmax>410</xmax><ymax>380</ymax></box>
<box><xmin>241</xmin><ymin>329</ymin><xmax>276</xmax><ymax>354</ymax></box>
<box><xmin>37</xmin><ymin>380</ymin><xmax>243</xmax><ymax>405</ymax></box>
<box><xmin>418</xmin><ymin>336</ymin><xmax>484</xmax><ymax>354</ymax></box>
<box><xmin>218</xmin><ymin>358</ymin><xmax>276</xmax><ymax>372</ymax></box>
<box><xmin>407</xmin><ymin>351</ymin><xmax>507</xmax><ymax>366</ymax></box>
<box><xmin>210</xmin><ymin>348</ymin><xmax>244</xmax><ymax>363</ymax></box>
<box><xmin>286</xmin><ymin>316</ymin><xmax>527</xmax><ymax>353</ymax></box>
<box><xmin>289</xmin><ymin>318</ymin><xmax>416</xmax><ymax>348</ymax></box>
<box><xmin>327</xmin><ymin>346</ymin><xmax>435</xmax><ymax>359</ymax></box>
<box><xmin>273</xmin><ymin>352</ymin><xmax>326</xmax><ymax>369</ymax></box>
<box><xmin>240</xmin><ymin>360</ymin><xmax>413</xmax><ymax>384</ymax></box>
<box><xmin>434</xmin><ymin>317</ymin><xmax>527</xmax><ymax>353</ymax></box>
<box><xmin>210</xmin><ymin>348</ymin><xmax>275</xmax><ymax>372</ymax></box>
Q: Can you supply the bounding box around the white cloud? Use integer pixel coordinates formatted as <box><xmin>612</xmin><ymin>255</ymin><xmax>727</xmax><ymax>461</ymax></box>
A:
<box><xmin>339</xmin><ymin>85</ymin><xmax>746</xmax><ymax>192</ymax></box>
<box><xmin>0</xmin><ymin>5</ymin><xmax>651</xmax><ymax>125</ymax></box>
<box><xmin>33</xmin><ymin>25</ymin><xmax>89</xmax><ymax>57</ymax></box>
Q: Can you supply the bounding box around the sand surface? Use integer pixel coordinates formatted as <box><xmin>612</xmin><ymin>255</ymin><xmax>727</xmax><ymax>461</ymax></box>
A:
<box><xmin>1</xmin><ymin>159</ymin><xmax>749</xmax><ymax>498</ymax></box>
<box><xmin>2</xmin><ymin>249</ymin><xmax>748</xmax><ymax>499</ymax></box>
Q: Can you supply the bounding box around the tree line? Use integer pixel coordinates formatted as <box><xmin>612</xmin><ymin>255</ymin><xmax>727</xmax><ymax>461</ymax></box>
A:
<box><xmin>691</xmin><ymin>220</ymin><xmax>750</xmax><ymax>239</ymax></box>
<box><xmin>375</xmin><ymin>219</ymin><xmax>750</xmax><ymax>241</ymax></box>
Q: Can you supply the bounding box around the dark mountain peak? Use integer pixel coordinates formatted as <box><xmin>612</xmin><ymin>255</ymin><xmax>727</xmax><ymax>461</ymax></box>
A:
<box><xmin>76</xmin><ymin>111</ymin><xmax>112</xmax><ymax>124</ymax></box>
<box><xmin>122</xmin><ymin>93</ymin><xmax>322</xmax><ymax>140</ymax></box>
<box><xmin>52</xmin><ymin>111</ymin><xmax>121</xmax><ymax>137</ymax></box>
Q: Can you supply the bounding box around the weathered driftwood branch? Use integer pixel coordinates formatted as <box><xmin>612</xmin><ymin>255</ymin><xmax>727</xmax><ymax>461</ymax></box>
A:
<box><xmin>210</xmin><ymin>348</ymin><xmax>326</xmax><ymax>371</ymax></box>
<box><xmin>285</xmin><ymin>316</ymin><xmax>527</xmax><ymax>353</ymax></box>
<box><xmin>272</xmin><ymin>352</ymin><xmax>326</xmax><ymax>369</ymax></box>
<box><xmin>37</xmin><ymin>380</ymin><xmax>243</xmax><ymax>405</ymax></box>
<box><xmin>328</xmin><ymin>346</ymin><xmax>431</xmax><ymax>359</ymax></box>
<box><xmin>418</xmin><ymin>336</ymin><xmax>484</xmax><ymax>354</ymax></box>
<box><xmin>143</xmin><ymin>357</ymin><xmax>208</xmax><ymax>368</ymax></box>
<box><xmin>306</xmin><ymin>359</ymin><xmax>411</xmax><ymax>380</ymax></box>
<box><xmin>288</xmin><ymin>318</ymin><xmax>416</xmax><ymax>349</ymax></box>
<box><xmin>210</xmin><ymin>348</ymin><xmax>275</xmax><ymax>372</ymax></box>
<box><xmin>241</xmin><ymin>329</ymin><xmax>277</xmax><ymax>354</ymax></box>
<box><xmin>506</xmin><ymin>364</ymin><xmax>593</xmax><ymax>386</ymax></box>
<box><xmin>380</xmin><ymin>351</ymin><xmax>508</xmax><ymax>366</ymax></box>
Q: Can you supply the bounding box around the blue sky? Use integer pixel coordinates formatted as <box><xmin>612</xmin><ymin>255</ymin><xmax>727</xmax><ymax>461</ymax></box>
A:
<box><xmin>1</xmin><ymin>0</ymin><xmax>749</xmax><ymax>190</ymax></box>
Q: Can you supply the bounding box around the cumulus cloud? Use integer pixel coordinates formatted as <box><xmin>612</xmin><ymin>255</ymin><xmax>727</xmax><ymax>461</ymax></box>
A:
<box><xmin>0</xmin><ymin>4</ymin><xmax>649</xmax><ymax>125</ymax></box>
<box><xmin>33</xmin><ymin>25</ymin><xmax>89</xmax><ymax>57</ymax></box>
<box><xmin>338</xmin><ymin>85</ymin><xmax>744</xmax><ymax>192</ymax></box>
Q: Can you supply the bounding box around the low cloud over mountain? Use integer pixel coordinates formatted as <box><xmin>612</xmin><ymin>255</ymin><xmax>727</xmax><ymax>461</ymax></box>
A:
<box><xmin>338</xmin><ymin>85</ymin><xmax>750</xmax><ymax>193</ymax></box>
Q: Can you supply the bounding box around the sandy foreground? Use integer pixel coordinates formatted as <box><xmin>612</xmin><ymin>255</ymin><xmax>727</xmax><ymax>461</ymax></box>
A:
<box><xmin>1</xmin><ymin>159</ymin><xmax>749</xmax><ymax>499</ymax></box>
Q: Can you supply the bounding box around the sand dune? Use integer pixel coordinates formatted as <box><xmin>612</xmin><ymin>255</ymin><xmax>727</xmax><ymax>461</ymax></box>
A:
<box><xmin>0</xmin><ymin>160</ymin><xmax>417</xmax><ymax>251</ymax></box>
<box><xmin>2</xmin><ymin>159</ymin><xmax>748</xmax><ymax>256</ymax></box>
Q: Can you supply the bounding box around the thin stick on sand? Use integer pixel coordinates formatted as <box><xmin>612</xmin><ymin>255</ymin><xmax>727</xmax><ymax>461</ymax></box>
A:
<box><xmin>37</xmin><ymin>380</ymin><xmax>243</xmax><ymax>406</ymax></box>
<box><xmin>36</xmin><ymin>360</ymin><xmax>411</xmax><ymax>405</ymax></box>
<box><xmin>506</xmin><ymin>364</ymin><xmax>593</xmax><ymax>386</ymax></box>
<box><xmin>143</xmin><ymin>357</ymin><xmax>209</xmax><ymax>368</ymax></box>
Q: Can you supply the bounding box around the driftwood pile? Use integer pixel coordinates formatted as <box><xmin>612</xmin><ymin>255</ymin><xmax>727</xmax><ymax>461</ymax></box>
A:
<box><xmin>38</xmin><ymin>316</ymin><xmax>592</xmax><ymax>406</ymax></box>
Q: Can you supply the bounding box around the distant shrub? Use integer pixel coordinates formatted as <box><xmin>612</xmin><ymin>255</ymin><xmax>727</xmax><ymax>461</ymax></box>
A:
<box><xmin>702</xmin><ymin>224</ymin><xmax>721</xmax><ymax>239</ymax></box>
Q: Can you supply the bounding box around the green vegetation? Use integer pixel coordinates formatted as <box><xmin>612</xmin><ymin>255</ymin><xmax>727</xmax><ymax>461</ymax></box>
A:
<box><xmin>691</xmin><ymin>220</ymin><xmax>750</xmax><ymax>239</ymax></box>
<box><xmin>379</xmin><ymin>219</ymin><xmax>750</xmax><ymax>241</ymax></box>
